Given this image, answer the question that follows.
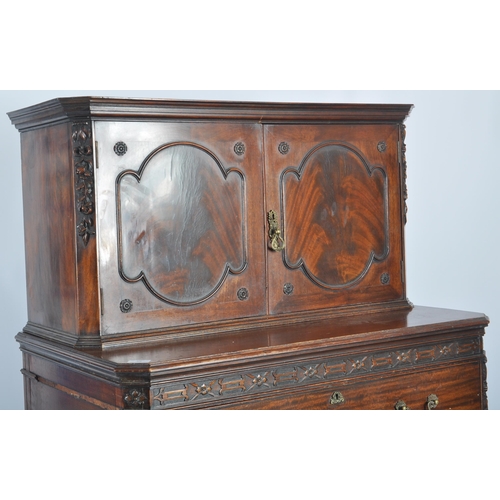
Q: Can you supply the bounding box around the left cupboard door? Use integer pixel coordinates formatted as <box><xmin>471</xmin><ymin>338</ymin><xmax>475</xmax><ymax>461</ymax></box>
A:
<box><xmin>95</xmin><ymin>121</ymin><xmax>266</xmax><ymax>337</ymax></box>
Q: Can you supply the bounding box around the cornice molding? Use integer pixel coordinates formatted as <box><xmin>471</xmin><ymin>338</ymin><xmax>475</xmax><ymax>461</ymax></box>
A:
<box><xmin>8</xmin><ymin>97</ymin><xmax>414</xmax><ymax>131</ymax></box>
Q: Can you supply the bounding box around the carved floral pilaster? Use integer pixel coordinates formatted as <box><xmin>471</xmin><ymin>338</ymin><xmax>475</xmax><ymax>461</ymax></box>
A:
<box><xmin>482</xmin><ymin>351</ymin><xmax>488</xmax><ymax>410</ymax></box>
<box><xmin>72</xmin><ymin>122</ymin><xmax>95</xmax><ymax>246</ymax></box>
<box><xmin>400</xmin><ymin>124</ymin><xmax>409</xmax><ymax>224</ymax></box>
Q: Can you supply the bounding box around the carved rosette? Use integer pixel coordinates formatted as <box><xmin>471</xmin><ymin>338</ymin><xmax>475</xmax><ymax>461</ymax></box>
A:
<box><xmin>124</xmin><ymin>388</ymin><xmax>148</xmax><ymax>409</ymax></box>
<box><xmin>400</xmin><ymin>124</ymin><xmax>408</xmax><ymax>224</ymax></box>
<box><xmin>278</xmin><ymin>142</ymin><xmax>290</xmax><ymax>155</ymax></box>
<box><xmin>120</xmin><ymin>299</ymin><xmax>133</xmax><ymax>313</ymax></box>
<box><xmin>114</xmin><ymin>141</ymin><xmax>128</xmax><ymax>156</ymax></box>
<box><xmin>234</xmin><ymin>142</ymin><xmax>245</xmax><ymax>156</ymax></box>
<box><xmin>73</xmin><ymin>123</ymin><xmax>95</xmax><ymax>246</ymax></box>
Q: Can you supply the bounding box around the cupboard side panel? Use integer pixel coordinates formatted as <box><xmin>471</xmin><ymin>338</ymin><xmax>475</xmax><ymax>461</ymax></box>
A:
<box><xmin>20</xmin><ymin>124</ymin><xmax>79</xmax><ymax>336</ymax></box>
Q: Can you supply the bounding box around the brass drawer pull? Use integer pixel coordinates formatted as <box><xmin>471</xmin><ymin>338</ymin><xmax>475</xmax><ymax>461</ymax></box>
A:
<box><xmin>426</xmin><ymin>394</ymin><xmax>439</xmax><ymax>410</ymax></box>
<box><xmin>395</xmin><ymin>400</ymin><xmax>410</xmax><ymax>410</ymax></box>
<box><xmin>267</xmin><ymin>210</ymin><xmax>285</xmax><ymax>251</ymax></box>
<box><xmin>394</xmin><ymin>394</ymin><xmax>439</xmax><ymax>410</ymax></box>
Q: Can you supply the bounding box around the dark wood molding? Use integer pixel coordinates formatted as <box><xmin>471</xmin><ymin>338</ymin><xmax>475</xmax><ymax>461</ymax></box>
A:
<box><xmin>8</xmin><ymin>97</ymin><xmax>414</xmax><ymax>131</ymax></box>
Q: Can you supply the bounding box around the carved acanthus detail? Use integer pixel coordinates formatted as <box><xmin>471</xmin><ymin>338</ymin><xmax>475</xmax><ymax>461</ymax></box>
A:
<box><xmin>73</xmin><ymin>123</ymin><xmax>95</xmax><ymax>246</ymax></box>
<box><xmin>482</xmin><ymin>351</ymin><xmax>488</xmax><ymax>410</ymax></box>
<box><xmin>400</xmin><ymin>124</ymin><xmax>409</xmax><ymax>224</ymax></box>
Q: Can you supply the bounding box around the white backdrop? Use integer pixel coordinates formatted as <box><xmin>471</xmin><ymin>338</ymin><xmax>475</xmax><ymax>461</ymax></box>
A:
<box><xmin>1</xmin><ymin>90</ymin><xmax>498</xmax><ymax>410</ymax></box>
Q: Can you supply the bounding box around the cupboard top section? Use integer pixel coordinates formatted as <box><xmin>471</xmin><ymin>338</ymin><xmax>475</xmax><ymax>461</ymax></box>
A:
<box><xmin>8</xmin><ymin>97</ymin><xmax>414</xmax><ymax>131</ymax></box>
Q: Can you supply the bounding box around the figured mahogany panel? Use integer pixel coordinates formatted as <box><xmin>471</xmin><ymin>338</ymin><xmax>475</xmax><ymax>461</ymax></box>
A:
<box><xmin>117</xmin><ymin>143</ymin><xmax>245</xmax><ymax>306</ymax></box>
<box><xmin>265</xmin><ymin>124</ymin><xmax>407</xmax><ymax>315</ymax></box>
<box><xmin>281</xmin><ymin>142</ymin><xmax>388</xmax><ymax>288</ymax></box>
<box><xmin>96</xmin><ymin>121</ymin><xmax>266</xmax><ymax>336</ymax></box>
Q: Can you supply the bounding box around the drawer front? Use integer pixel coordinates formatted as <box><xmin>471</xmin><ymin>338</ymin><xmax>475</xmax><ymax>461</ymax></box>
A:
<box><xmin>221</xmin><ymin>362</ymin><xmax>483</xmax><ymax>410</ymax></box>
<box><xmin>150</xmin><ymin>335</ymin><xmax>485</xmax><ymax>410</ymax></box>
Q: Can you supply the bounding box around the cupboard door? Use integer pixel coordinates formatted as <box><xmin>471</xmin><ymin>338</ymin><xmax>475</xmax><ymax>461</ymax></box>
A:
<box><xmin>264</xmin><ymin>124</ymin><xmax>406</xmax><ymax>314</ymax></box>
<box><xmin>95</xmin><ymin>122</ymin><xmax>266</xmax><ymax>336</ymax></box>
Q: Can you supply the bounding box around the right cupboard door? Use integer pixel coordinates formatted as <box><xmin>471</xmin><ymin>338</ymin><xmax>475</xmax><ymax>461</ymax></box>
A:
<box><xmin>264</xmin><ymin>124</ymin><xmax>407</xmax><ymax>315</ymax></box>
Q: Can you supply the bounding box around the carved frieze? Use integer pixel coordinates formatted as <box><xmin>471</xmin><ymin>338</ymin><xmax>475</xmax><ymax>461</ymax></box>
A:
<box><xmin>151</xmin><ymin>336</ymin><xmax>482</xmax><ymax>409</ymax></box>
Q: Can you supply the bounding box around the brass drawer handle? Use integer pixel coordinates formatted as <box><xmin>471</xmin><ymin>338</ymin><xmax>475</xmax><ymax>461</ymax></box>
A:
<box><xmin>395</xmin><ymin>400</ymin><xmax>410</xmax><ymax>410</ymax></box>
<box><xmin>394</xmin><ymin>395</ymin><xmax>439</xmax><ymax>410</ymax></box>
<box><xmin>267</xmin><ymin>210</ymin><xmax>285</xmax><ymax>251</ymax></box>
<box><xmin>426</xmin><ymin>394</ymin><xmax>439</xmax><ymax>410</ymax></box>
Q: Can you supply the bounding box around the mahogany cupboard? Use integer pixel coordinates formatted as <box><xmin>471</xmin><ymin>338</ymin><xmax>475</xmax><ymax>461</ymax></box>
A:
<box><xmin>8</xmin><ymin>97</ymin><xmax>489</xmax><ymax>409</ymax></box>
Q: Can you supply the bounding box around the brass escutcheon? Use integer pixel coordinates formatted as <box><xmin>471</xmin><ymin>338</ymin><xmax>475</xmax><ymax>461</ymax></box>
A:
<box><xmin>267</xmin><ymin>210</ymin><xmax>285</xmax><ymax>251</ymax></box>
<box><xmin>329</xmin><ymin>391</ymin><xmax>345</xmax><ymax>406</ymax></box>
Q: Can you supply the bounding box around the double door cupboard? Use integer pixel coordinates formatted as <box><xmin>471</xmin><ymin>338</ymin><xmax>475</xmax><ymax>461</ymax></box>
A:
<box><xmin>8</xmin><ymin>97</ymin><xmax>488</xmax><ymax>409</ymax></box>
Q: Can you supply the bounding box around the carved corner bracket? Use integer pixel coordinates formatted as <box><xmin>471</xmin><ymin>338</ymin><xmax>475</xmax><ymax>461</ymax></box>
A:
<box><xmin>72</xmin><ymin>122</ymin><xmax>95</xmax><ymax>246</ymax></box>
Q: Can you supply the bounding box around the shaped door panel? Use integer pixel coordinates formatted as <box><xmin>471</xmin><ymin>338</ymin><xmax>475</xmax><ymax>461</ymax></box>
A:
<box><xmin>265</xmin><ymin>124</ymin><xmax>405</xmax><ymax>314</ymax></box>
<box><xmin>116</xmin><ymin>142</ymin><xmax>246</xmax><ymax>305</ymax></box>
